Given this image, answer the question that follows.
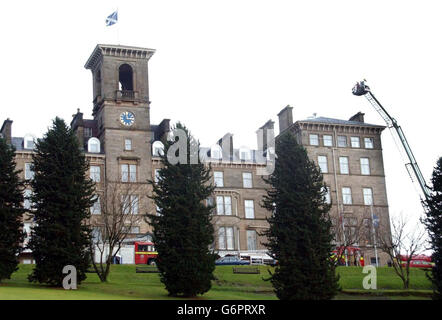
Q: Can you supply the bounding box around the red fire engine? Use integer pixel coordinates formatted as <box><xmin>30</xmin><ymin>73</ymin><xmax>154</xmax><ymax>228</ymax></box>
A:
<box><xmin>134</xmin><ymin>241</ymin><xmax>158</xmax><ymax>265</ymax></box>
<box><xmin>399</xmin><ymin>254</ymin><xmax>434</xmax><ymax>269</ymax></box>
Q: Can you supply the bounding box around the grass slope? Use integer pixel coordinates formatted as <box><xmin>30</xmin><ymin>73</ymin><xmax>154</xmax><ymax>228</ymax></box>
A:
<box><xmin>0</xmin><ymin>265</ymin><xmax>433</xmax><ymax>300</ymax></box>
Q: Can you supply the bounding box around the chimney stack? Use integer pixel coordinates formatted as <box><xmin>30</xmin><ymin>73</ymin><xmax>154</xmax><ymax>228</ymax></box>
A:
<box><xmin>218</xmin><ymin>133</ymin><xmax>233</xmax><ymax>160</ymax></box>
<box><xmin>277</xmin><ymin>105</ymin><xmax>293</xmax><ymax>133</ymax></box>
<box><xmin>349</xmin><ymin>111</ymin><xmax>365</xmax><ymax>123</ymax></box>
<box><xmin>257</xmin><ymin>119</ymin><xmax>274</xmax><ymax>152</ymax></box>
<box><xmin>1</xmin><ymin>118</ymin><xmax>13</xmax><ymax>144</ymax></box>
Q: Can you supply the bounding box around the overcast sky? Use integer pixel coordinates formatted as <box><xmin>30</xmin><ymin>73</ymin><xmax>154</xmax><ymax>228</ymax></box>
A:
<box><xmin>1</xmin><ymin>0</ymin><xmax>441</xmax><ymax>231</ymax></box>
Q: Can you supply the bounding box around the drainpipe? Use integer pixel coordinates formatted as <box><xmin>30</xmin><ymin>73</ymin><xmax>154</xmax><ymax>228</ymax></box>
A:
<box><xmin>332</xmin><ymin>128</ymin><xmax>348</xmax><ymax>266</ymax></box>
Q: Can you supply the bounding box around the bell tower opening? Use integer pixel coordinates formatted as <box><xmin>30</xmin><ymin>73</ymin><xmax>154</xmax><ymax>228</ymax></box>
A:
<box><xmin>118</xmin><ymin>64</ymin><xmax>134</xmax><ymax>91</ymax></box>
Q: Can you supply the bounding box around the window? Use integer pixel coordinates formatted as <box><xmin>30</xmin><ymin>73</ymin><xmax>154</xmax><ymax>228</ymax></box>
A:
<box><xmin>245</xmin><ymin>200</ymin><xmax>255</xmax><ymax>219</ymax></box>
<box><xmin>363</xmin><ymin>188</ymin><xmax>373</xmax><ymax>206</ymax></box>
<box><xmin>24</xmin><ymin>189</ymin><xmax>33</xmax><ymax>210</ymax></box>
<box><xmin>92</xmin><ymin>227</ymin><xmax>102</xmax><ymax>243</ymax></box>
<box><xmin>130</xmin><ymin>226</ymin><xmax>140</xmax><ymax>234</ymax></box>
<box><xmin>323</xmin><ymin>135</ymin><xmax>333</xmax><ymax>147</ymax></box>
<box><xmin>216</xmin><ymin>196</ymin><xmax>232</xmax><ymax>215</ymax></box>
<box><xmin>91</xmin><ymin>195</ymin><xmax>101</xmax><ymax>214</ymax></box>
<box><xmin>364</xmin><ymin>137</ymin><xmax>374</xmax><ymax>149</ymax></box>
<box><xmin>125</xmin><ymin>139</ymin><xmax>132</xmax><ymax>151</ymax></box>
<box><xmin>25</xmin><ymin>163</ymin><xmax>34</xmax><ymax>180</ymax></box>
<box><xmin>218</xmin><ymin>227</ymin><xmax>234</xmax><ymax>250</ymax></box>
<box><xmin>324</xmin><ymin>187</ymin><xmax>331</xmax><ymax>204</ymax></box>
<box><xmin>247</xmin><ymin>230</ymin><xmax>257</xmax><ymax>251</ymax></box>
<box><xmin>337</xmin><ymin>136</ymin><xmax>347</xmax><ymax>147</ymax></box>
<box><xmin>318</xmin><ymin>156</ymin><xmax>328</xmax><ymax>173</ymax></box>
<box><xmin>121</xmin><ymin>164</ymin><xmax>137</xmax><ymax>182</ymax></box>
<box><xmin>214</xmin><ymin>171</ymin><xmax>224</xmax><ymax>187</ymax></box>
<box><xmin>88</xmin><ymin>138</ymin><xmax>101</xmax><ymax>153</ymax></box>
<box><xmin>309</xmin><ymin>134</ymin><xmax>319</xmax><ymax>146</ymax></box>
<box><xmin>339</xmin><ymin>157</ymin><xmax>349</xmax><ymax>174</ymax></box>
<box><xmin>154</xmin><ymin>169</ymin><xmax>161</xmax><ymax>183</ymax></box>
<box><xmin>360</xmin><ymin>158</ymin><xmax>370</xmax><ymax>175</ymax></box>
<box><xmin>84</xmin><ymin>127</ymin><xmax>92</xmax><ymax>138</ymax></box>
<box><xmin>211</xmin><ymin>145</ymin><xmax>222</xmax><ymax>160</ymax></box>
<box><xmin>342</xmin><ymin>187</ymin><xmax>352</xmax><ymax>205</ymax></box>
<box><xmin>121</xmin><ymin>195</ymin><xmax>139</xmax><ymax>214</ymax></box>
<box><xmin>152</xmin><ymin>141</ymin><xmax>164</xmax><ymax>156</ymax></box>
<box><xmin>90</xmin><ymin>166</ymin><xmax>101</xmax><ymax>183</ymax></box>
<box><xmin>23</xmin><ymin>222</ymin><xmax>32</xmax><ymax>245</ymax></box>
<box><xmin>239</xmin><ymin>147</ymin><xmax>251</xmax><ymax>161</ymax></box>
<box><xmin>24</xmin><ymin>134</ymin><xmax>35</xmax><ymax>150</ymax></box>
<box><xmin>351</xmin><ymin>136</ymin><xmax>360</xmax><ymax>148</ymax></box>
<box><xmin>243</xmin><ymin>172</ymin><xmax>253</xmax><ymax>188</ymax></box>
<box><xmin>131</xmin><ymin>195</ymin><xmax>139</xmax><ymax>214</ymax></box>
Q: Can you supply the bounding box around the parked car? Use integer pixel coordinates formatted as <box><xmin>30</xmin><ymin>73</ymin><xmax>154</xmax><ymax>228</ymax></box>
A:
<box><xmin>215</xmin><ymin>256</ymin><xmax>250</xmax><ymax>266</ymax></box>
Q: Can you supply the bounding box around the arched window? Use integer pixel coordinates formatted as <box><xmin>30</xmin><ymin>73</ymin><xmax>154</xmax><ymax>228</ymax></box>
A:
<box><xmin>239</xmin><ymin>146</ymin><xmax>252</xmax><ymax>161</ymax></box>
<box><xmin>24</xmin><ymin>134</ymin><xmax>36</xmax><ymax>150</ymax></box>
<box><xmin>210</xmin><ymin>144</ymin><xmax>222</xmax><ymax>160</ymax></box>
<box><xmin>88</xmin><ymin>137</ymin><xmax>101</xmax><ymax>153</ymax></box>
<box><xmin>118</xmin><ymin>64</ymin><xmax>133</xmax><ymax>91</ymax></box>
<box><xmin>152</xmin><ymin>141</ymin><xmax>164</xmax><ymax>156</ymax></box>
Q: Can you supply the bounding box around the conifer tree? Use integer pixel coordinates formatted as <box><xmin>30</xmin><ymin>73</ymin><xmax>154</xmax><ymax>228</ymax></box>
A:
<box><xmin>424</xmin><ymin>157</ymin><xmax>442</xmax><ymax>300</ymax></box>
<box><xmin>262</xmin><ymin>132</ymin><xmax>339</xmax><ymax>300</ymax></box>
<box><xmin>0</xmin><ymin>138</ymin><xmax>24</xmax><ymax>282</ymax></box>
<box><xmin>27</xmin><ymin>117</ymin><xmax>95</xmax><ymax>286</ymax></box>
<box><xmin>148</xmin><ymin>123</ymin><xmax>216</xmax><ymax>297</ymax></box>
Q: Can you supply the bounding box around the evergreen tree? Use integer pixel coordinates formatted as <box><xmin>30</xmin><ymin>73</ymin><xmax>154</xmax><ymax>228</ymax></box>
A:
<box><xmin>0</xmin><ymin>138</ymin><xmax>24</xmax><ymax>282</ymax></box>
<box><xmin>262</xmin><ymin>132</ymin><xmax>339</xmax><ymax>300</ymax></box>
<box><xmin>148</xmin><ymin>123</ymin><xmax>216</xmax><ymax>297</ymax></box>
<box><xmin>27</xmin><ymin>117</ymin><xmax>95</xmax><ymax>286</ymax></box>
<box><xmin>424</xmin><ymin>157</ymin><xmax>442</xmax><ymax>300</ymax></box>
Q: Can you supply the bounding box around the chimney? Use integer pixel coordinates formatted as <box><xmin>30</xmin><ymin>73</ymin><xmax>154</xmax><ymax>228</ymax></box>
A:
<box><xmin>277</xmin><ymin>105</ymin><xmax>293</xmax><ymax>133</ymax></box>
<box><xmin>349</xmin><ymin>112</ymin><xmax>365</xmax><ymax>123</ymax></box>
<box><xmin>257</xmin><ymin>119</ymin><xmax>274</xmax><ymax>152</ymax></box>
<box><xmin>217</xmin><ymin>133</ymin><xmax>233</xmax><ymax>160</ymax></box>
<box><xmin>1</xmin><ymin>118</ymin><xmax>13</xmax><ymax>144</ymax></box>
<box><xmin>70</xmin><ymin>109</ymin><xmax>84</xmax><ymax>147</ymax></box>
<box><xmin>157</xmin><ymin>119</ymin><xmax>171</xmax><ymax>141</ymax></box>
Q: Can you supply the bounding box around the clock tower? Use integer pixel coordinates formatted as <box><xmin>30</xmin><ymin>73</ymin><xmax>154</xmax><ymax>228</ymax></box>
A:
<box><xmin>84</xmin><ymin>44</ymin><xmax>156</xmax><ymax>188</ymax></box>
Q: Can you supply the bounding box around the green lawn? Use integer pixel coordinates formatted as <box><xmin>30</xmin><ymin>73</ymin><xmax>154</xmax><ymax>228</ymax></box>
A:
<box><xmin>0</xmin><ymin>264</ymin><xmax>433</xmax><ymax>300</ymax></box>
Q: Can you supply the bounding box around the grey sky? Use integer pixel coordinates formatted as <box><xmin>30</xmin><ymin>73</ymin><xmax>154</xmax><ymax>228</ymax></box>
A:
<box><xmin>1</xmin><ymin>0</ymin><xmax>440</xmax><ymax>230</ymax></box>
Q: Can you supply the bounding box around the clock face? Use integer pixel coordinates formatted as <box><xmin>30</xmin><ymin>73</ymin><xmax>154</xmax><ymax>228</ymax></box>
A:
<box><xmin>120</xmin><ymin>111</ymin><xmax>135</xmax><ymax>127</ymax></box>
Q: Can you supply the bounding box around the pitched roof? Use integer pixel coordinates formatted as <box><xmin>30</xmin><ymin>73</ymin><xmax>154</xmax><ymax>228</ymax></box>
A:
<box><xmin>297</xmin><ymin>116</ymin><xmax>385</xmax><ymax>128</ymax></box>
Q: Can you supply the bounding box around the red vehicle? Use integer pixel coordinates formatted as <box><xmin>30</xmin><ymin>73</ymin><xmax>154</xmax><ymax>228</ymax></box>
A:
<box><xmin>134</xmin><ymin>241</ymin><xmax>158</xmax><ymax>265</ymax></box>
<box><xmin>399</xmin><ymin>254</ymin><xmax>434</xmax><ymax>268</ymax></box>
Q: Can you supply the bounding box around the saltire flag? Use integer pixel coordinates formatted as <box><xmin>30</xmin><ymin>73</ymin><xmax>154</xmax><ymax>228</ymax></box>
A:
<box><xmin>106</xmin><ymin>11</ymin><xmax>118</xmax><ymax>26</ymax></box>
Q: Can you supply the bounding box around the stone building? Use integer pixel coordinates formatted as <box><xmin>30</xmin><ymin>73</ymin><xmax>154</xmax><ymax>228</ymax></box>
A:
<box><xmin>0</xmin><ymin>44</ymin><xmax>391</xmax><ymax>265</ymax></box>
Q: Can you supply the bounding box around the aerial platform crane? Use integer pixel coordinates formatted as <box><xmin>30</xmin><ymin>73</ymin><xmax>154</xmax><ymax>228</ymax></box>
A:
<box><xmin>352</xmin><ymin>80</ymin><xmax>431</xmax><ymax>205</ymax></box>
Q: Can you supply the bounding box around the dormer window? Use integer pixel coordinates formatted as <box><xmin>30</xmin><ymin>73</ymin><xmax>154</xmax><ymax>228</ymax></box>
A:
<box><xmin>84</xmin><ymin>127</ymin><xmax>92</xmax><ymax>138</ymax></box>
<box><xmin>152</xmin><ymin>141</ymin><xmax>164</xmax><ymax>157</ymax></box>
<box><xmin>239</xmin><ymin>147</ymin><xmax>251</xmax><ymax>161</ymax></box>
<box><xmin>88</xmin><ymin>137</ymin><xmax>101</xmax><ymax>153</ymax></box>
<box><xmin>210</xmin><ymin>144</ymin><xmax>222</xmax><ymax>160</ymax></box>
<box><xmin>24</xmin><ymin>134</ymin><xmax>35</xmax><ymax>150</ymax></box>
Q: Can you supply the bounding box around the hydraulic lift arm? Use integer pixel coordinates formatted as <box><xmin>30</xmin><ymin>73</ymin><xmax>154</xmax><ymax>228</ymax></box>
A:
<box><xmin>352</xmin><ymin>80</ymin><xmax>431</xmax><ymax>202</ymax></box>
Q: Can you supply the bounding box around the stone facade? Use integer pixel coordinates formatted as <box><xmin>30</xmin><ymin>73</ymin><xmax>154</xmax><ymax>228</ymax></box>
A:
<box><xmin>1</xmin><ymin>44</ymin><xmax>391</xmax><ymax>265</ymax></box>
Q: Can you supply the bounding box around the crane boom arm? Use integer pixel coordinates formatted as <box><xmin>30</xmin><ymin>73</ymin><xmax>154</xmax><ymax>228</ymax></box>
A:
<box><xmin>352</xmin><ymin>81</ymin><xmax>431</xmax><ymax>201</ymax></box>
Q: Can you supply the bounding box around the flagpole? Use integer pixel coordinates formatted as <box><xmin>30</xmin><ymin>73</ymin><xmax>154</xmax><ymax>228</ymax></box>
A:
<box><xmin>116</xmin><ymin>8</ymin><xmax>120</xmax><ymax>45</ymax></box>
<box><xmin>370</xmin><ymin>204</ymin><xmax>379</xmax><ymax>267</ymax></box>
